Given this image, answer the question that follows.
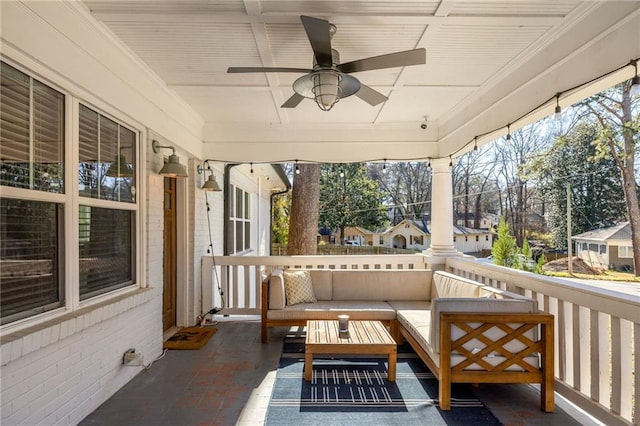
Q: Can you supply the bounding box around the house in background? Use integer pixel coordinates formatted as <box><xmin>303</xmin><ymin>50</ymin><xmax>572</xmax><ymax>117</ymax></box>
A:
<box><xmin>342</xmin><ymin>227</ymin><xmax>373</xmax><ymax>246</ymax></box>
<box><xmin>456</xmin><ymin>212</ymin><xmax>500</xmax><ymax>230</ymax></box>
<box><xmin>374</xmin><ymin>219</ymin><xmax>493</xmax><ymax>254</ymax></box>
<box><xmin>572</xmin><ymin>222</ymin><xmax>635</xmax><ymax>272</ymax></box>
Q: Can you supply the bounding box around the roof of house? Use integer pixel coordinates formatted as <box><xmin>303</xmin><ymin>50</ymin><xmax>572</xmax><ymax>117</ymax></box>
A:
<box><xmin>572</xmin><ymin>222</ymin><xmax>631</xmax><ymax>242</ymax></box>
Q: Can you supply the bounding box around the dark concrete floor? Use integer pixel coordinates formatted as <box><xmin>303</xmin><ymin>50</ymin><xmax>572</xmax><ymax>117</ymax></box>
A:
<box><xmin>80</xmin><ymin>318</ymin><xmax>600</xmax><ymax>426</ymax></box>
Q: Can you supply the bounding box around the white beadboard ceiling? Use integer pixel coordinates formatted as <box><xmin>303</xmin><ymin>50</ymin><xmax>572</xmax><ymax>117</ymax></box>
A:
<box><xmin>83</xmin><ymin>0</ymin><xmax>640</xmax><ymax>163</ymax></box>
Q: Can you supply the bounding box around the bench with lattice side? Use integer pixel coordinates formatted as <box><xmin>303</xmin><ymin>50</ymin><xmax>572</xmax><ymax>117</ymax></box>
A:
<box><xmin>397</xmin><ymin>296</ymin><xmax>554</xmax><ymax>412</ymax></box>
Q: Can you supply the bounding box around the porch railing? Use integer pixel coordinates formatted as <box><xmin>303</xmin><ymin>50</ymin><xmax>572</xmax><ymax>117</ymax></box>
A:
<box><xmin>201</xmin><ymin>253</ymin><xmax>638</xmax><ymax>425</ymax></box>
<box><xmin>447</xmin><ymin>256</ymin><xmax>639</xmax><ymax>426</ymax></box>
<box><xmin>201</xmin><ymin>254</ymin><xmax>426</xmax><ymax>315</ymax></box>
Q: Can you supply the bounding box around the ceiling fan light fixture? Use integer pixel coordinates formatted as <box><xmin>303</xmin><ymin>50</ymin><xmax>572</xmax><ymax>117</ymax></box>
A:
<box><xmin>293</xmin><ymin>70</ymin><xmax>360</xmax><ymax>111</ymax></box>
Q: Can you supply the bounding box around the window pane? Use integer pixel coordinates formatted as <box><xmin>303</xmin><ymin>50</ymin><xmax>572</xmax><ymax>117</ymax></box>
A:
<box><xmin>236</xmin><ymin>187</ymin><xmax>243</xmax><ymax>219</ymax></box>
<box><xmin>244</xmin><ymin>192</ymin><xmax>249</xmax><ymax>219</ymax></box>
<box><xmin>33</xmin><ymin>80</ymin><xmax>64</xmax><ymax>191</ymax></box>
<box><xmin>1</xmin><ymin>198</ymin><xmax>62</xmax><ymax>324</ymax></box>
<box><xmin>79</xmin><ymin>105</ymin><xmax>136</xmax><ymax>203</ymax></box>
<box><xmin>227</xmin><ymin>219</ymin><xmax>235</xmax><ymax>253</ymax></box>
<box><xmin>236</xmin><ymin>221</ymin><xmax>243</xmax><ymax>252</ymax></box>
<box><xmin>79</xmin><ymin>105</ymin><xmax>100</xmax><ymax>198</ymax></box>
<box><xmin>0</xmin><ymin>63</ymin><xmax>30</xmax><ymax>188</ymax></box>
<box><xmin>1</xmin><ymin>62</ymin><xmax>64</xmax><ymax>193</ymax></box>
<box><xmin>98</xmin><ymin>115</ymin><xmax>118</xmax><ymax>201</ymax></box>
<box><xmin>79</xmin><ymin>206</ymin><xmax>134</xmax><ymax>300</ymax></box>
<box><xmin>114</xmin><ymin>126</ymin><xmax>136</xmax><ymax>202</ymax></box>
<box><xmin>244</xmin><ymin>222</ymin><xmax>250</xmax><ymax>250</ymax></box>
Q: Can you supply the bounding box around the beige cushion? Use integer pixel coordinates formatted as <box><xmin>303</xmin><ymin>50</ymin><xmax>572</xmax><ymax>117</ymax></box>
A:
<box><xmin>266</xmin><ymin>301</ymin><xmax>396</xmax><ymax>321</ymax></box>
<box><xmin>268</xmin><ymin>270</ymin><xmax>286</xmax><ymax>310</ymax></box>
<box><xmin>432</xmin><ymin>271</ymin><xmax>486</xmax><ymax>298</ymax></box>
<box><xmin>308</xmin><ymin>270</ymin><xmax>332</xmax><ymax>300</ymax></box>
<box><xmin>283</xmin><ymin>270</ymin><xmax>317</xmax><ymax>305</ymax></box>
<box><xmin>387</xmin><ymin>301</ymin><xmax>431</xmax><ymax>311</ymax></box>
<box><xmin>331</xmin><ymin>270</ymin><xmax>431</xmax><ymax>301</ymax></box>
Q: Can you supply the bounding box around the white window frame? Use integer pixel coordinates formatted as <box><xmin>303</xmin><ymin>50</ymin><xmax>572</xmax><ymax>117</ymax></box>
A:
<box><xmin>619</xmin><ymin>245</ymin><xmax>633</xmax><ymax>258</ymax></box>
<box><xmin>228</xmin><ymin>184</ymin><xmax>252</xmax><ymax>254</ymax></box>
<box><xmin>0</xmin><ymin>59</ymin><xmax>144</xmax><ymax>329</ymax></box>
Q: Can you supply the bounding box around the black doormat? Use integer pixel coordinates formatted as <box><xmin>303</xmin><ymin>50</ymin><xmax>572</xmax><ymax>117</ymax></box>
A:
<box><xmin>265</xmin><ymin>332</ymin><xmax>502</xmax><ymax>425</ymax></box>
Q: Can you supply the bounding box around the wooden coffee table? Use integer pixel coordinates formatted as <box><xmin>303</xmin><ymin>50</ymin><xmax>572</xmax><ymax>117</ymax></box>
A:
<box><xmin>304</xmin><ymin>320</ymin><xmax>397</xmax><ymax>381</ymax></box>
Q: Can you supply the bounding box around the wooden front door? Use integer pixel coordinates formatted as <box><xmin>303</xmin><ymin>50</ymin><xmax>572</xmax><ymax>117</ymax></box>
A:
<box><xmin>162</xmin><ymin>177</ymin><xmax>177</xmax><ymax>331</ymax></box>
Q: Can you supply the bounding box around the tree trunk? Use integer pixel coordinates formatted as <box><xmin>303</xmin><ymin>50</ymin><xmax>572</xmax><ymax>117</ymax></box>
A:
<box><xmin>287</xmin><ymin>163</ymin><xmax>320</xmax><ymax>255</ymax></box>
<box><xmin>464</xmin><ymin>173</ymin><xmax>470</xmax><ymax>227</ymax></box>
<box><xmin>619</xmin><ymin>86</ymin><xmax>640</xmax><ymax>276</ymax></box>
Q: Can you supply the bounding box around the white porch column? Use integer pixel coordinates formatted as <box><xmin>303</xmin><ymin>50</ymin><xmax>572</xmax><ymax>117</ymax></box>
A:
<box><xmin>424</xmin><ymin>157</ymin><xmax>461</xmax><ymax>269</ymax></box>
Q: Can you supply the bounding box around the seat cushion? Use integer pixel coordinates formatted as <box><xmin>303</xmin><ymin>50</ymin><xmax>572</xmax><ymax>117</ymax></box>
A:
<box><xmin>266</xmin><ymin>301</ymin><xmax>396</xmax><ymax>321</ymax></box>
<box><xmin>432</xmin><ymin>271</ymin><xmax>487</xmax><ymax>298</ymax></box>
<box><xmin>387</xmin><ymin>301</ymin><xmax>431</xmax><ymax>311</ymax></box>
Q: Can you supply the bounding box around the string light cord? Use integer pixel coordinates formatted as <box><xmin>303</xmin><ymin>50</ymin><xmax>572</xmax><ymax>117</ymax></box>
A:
<box><xmin>199</xmin><ymin>186</ymin><xmax>225</xmax><ymax>326</ymax></box>
<box><xmin>200</xmin><ymin>57</ymin><xmax>639</xmax><ymax>166</ymax></box>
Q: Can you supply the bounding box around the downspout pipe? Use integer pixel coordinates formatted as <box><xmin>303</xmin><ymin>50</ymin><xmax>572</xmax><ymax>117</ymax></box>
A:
<box><xmin>270</xmin><ymin>164</ymin><xmax>292</xmax><ymax>255</ymax></box>
<box><xmin>219</xmin><ymin>163</ymin><xmax>290</xmax><ymax>256</ymax></box>
<box><xmin>223</xmin><ymin>163</ymin><xmax>239</xmax><ymax>256</ymax></box>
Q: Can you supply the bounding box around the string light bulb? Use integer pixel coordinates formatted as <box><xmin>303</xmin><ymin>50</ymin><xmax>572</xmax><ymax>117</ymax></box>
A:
<box><xmin>339</xmin><ymin>166</ymin><xmax>344</xmax><ymax>178</ymax></box>
<box><xmin>473</xmin><ymin>137</ymin><xmax>478</xmax><ymax>151</ymax></box>
<box><xmin>506</xmin><ymin>124</ymin><xmax>511</xmax><ymax>141</ymax></box>
<box><xmin>382</xmin><ymin>160</ymin><xmax>387</xmax><ymax>174</ymax></box>
<box><xmin>250</xmin><ymin>162</ymin><xmax>254</xmax><ymax>174</ymax></box>
<box><xmin>295</xmin><ymin>160</ymin><xmax>300</xmax><ymax>175</ymax></box>
<box><xmin>631</xmin><ymin>60</ymin><xmax>640</xmax><ymax>96</ymax></box>
<box><xmin>554</xmin><ymin>94</ymin><xmax>562</xmax><ymax>121</ymax></box>
<box><xmin>449</xmin><ymin>155</ymin><xmax>453</xmax><ymax>167</ymax></box>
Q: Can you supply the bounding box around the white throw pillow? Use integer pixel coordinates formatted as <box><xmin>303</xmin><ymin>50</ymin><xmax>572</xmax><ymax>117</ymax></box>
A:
<box><xmin>283</xmin><ymin>270</ymin><xmax>317</xmax><ymax>305</ymax></box>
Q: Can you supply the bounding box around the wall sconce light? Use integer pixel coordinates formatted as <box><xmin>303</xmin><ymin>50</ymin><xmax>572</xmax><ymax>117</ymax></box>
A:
<box><xmin>152</xmin><ymin>140</ymin><xmax>187</xmax><ymax>178</ymax></box>
<box><xmin>197</xmin><ymin>163</ymin><xmax>222</xmax><ymax>191</ymax></box>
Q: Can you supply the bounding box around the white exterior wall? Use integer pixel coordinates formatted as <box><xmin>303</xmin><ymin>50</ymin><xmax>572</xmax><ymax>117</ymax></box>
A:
<box><xmin>453</xmin><ymin>234</ymin><xmax>493</xmax><ymax>253</ymax></box>
<box><xmin>575</xmin><ymin>239</ymin><xmax>609</xmax><ymax>269</ymax></box>
<box><xmin>0</xmin><ymin>2</ymin><xmax>203</xmax><ymax>424</ymax></box>
<box><xmin>3</xmin><ymin>3</ymin><xmax>283</xmax><ymax>422</ymax></box>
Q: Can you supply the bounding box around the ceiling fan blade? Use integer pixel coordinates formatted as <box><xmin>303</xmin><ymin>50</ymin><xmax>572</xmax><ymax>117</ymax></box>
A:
<box><xmin>281</xmin><ymin>93</ymin><xmax>305</xmax><ymax>108</ymax></box>
<box><xmin>227</xmin><ymin>67</ymin><xmax>312</xmax><ymax>73</ymax></box>
<box><xmin>337</xmin><ymin>48</ymin><xmax>426</xmax><ymax>73</ymax></box>
<box><xmin>355</xmin><ymin>84</ymin><xmax>388</xmax><ymax>106</ymax></box>
<box><xmin>300</xmin><ymin>16</ymin><xmax>333</xmax><ymax>68</ymax></box>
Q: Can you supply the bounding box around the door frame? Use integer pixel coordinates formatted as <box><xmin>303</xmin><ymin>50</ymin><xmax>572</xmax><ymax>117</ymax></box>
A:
<box><xmin>174</xmin><ymin>176</ymin><xmax>189</xmax><ymax>327</ymax></box>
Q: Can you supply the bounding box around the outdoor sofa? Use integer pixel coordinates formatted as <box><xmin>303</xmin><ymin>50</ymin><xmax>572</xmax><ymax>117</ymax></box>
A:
<box><xmin>262</xmin><ymin>268</ymin><xmax>554</xmax><ymax>411</ymax></box>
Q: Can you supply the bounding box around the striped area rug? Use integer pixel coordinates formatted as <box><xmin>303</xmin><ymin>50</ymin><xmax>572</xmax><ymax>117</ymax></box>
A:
<box><xmin>265</xmin><ymin>333</ymin><xmax>502</xmax><ymax>425</ymax></box>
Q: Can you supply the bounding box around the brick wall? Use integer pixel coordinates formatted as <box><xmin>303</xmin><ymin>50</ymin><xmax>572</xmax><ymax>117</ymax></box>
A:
<box><xmin>1</xmin><ymin>151</ymin><xmax>164</xmax><ymax>425</ymax></box>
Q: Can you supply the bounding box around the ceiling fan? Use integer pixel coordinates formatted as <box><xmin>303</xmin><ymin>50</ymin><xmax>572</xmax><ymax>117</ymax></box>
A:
<box><xmin>227</xmin><ymin>15</ymin><xmax>426</xmax><ymax>111</ymax></box>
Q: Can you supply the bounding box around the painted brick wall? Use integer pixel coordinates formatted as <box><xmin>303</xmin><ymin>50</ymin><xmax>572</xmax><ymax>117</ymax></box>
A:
<box><xmin>1</xmin><ymin>150</ymin><xmax>165</xmax><ymax>425</ymax></box>
<box><xmin>1</xmin><ymin>291</ymin><xmax>162</xmax><ymax>425</ymax></box>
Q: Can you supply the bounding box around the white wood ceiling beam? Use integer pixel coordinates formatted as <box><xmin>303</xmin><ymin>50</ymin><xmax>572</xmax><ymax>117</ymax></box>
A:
<box><xmin>89</xmin><ymin>13</ymin><xmax>563</xmax><ymax>27</ymax></box>
<box><xmin>374</xmin><ymin>0</ymin><xmax>456</xmax><ymax>125</ymax></box>
<box><xmin>243</xmin><ymin>0</ymin><xmax>290</xmax><ymax>124</ymax></box>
